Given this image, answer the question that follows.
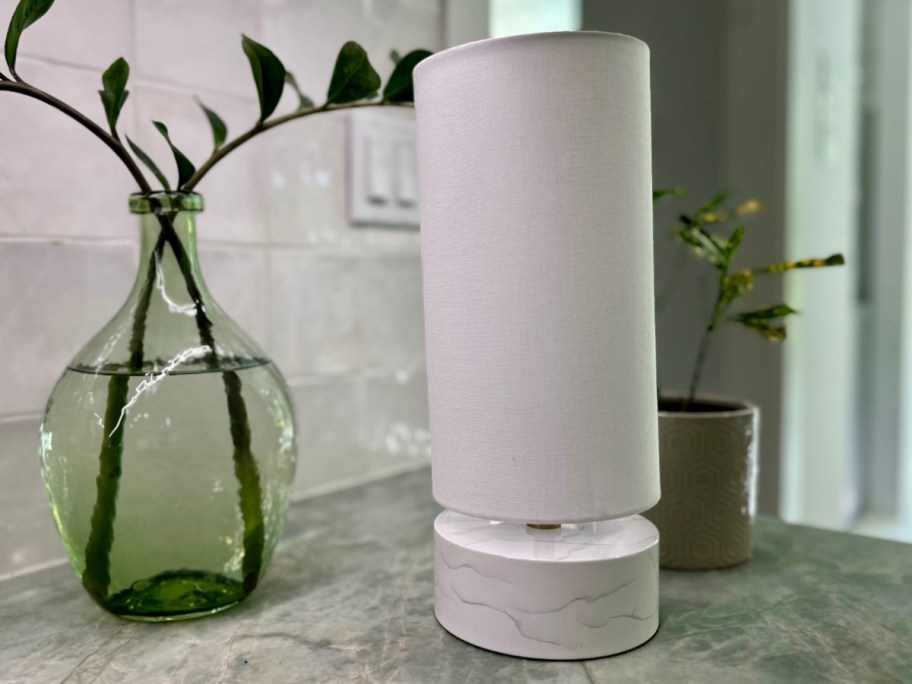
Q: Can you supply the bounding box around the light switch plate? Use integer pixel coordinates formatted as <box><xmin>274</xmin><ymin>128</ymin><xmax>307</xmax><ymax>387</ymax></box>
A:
<box><xmin>347</xmin><ymin>109</ymin><xmax>421</xmax><ymax>228</ymax></box>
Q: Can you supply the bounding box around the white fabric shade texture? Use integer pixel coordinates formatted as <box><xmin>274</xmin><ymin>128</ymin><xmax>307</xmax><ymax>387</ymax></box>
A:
<box><xmin>414</xmin><ymin>32</ymin><xmax>659</xmax><ymax>524</ymax></box>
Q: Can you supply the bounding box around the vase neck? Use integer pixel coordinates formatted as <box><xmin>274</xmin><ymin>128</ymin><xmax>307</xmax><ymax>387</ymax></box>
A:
<box><xmin>133</xmin><ymin>209</ymin><xmax>210</xmax><ymax>305</ymax></box>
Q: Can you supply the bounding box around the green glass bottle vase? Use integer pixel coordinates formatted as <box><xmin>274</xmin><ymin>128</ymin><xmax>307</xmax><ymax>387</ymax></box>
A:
<box><xmin>40</xmin><ymin>192</ymin><xmax>297</xmax><ymax>620</ymax></box>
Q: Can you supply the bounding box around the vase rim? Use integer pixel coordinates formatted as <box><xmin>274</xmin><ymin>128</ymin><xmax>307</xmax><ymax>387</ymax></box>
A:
<box><xmin>129</xmin><ymin>192</ymin><xmax>204</xmax><ymax>215</ymax></box>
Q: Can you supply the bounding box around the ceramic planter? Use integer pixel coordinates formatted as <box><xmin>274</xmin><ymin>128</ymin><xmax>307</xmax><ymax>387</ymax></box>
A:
<box><xmin>643</xmin><ymin>397</ymin><xmax>759</xmax><ymax>570</ymax></box>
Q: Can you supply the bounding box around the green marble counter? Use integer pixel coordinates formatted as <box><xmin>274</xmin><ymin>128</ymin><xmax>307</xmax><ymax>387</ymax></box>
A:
<box><xmin>1</xmin><ymin>468</ymin><xmax>910</xmax><ymax>683</ymax></box>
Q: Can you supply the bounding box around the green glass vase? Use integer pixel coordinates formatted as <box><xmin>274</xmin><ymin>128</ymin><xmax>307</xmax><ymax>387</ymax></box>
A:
<box><xmin>40</xmin><ymin>192</ymin><xmax>297</xmax><ymax>620</ymax></box>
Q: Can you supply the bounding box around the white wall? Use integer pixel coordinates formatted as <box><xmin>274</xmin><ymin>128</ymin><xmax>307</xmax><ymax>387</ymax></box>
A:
<box><xmin>0</xmin><ymin>0</ymin><xmax>442</xmax><ymax>579</ymax></box>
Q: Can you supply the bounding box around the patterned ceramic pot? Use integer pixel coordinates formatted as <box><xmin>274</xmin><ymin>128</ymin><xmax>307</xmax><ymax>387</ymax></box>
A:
<box><xmin>643</xmin><ymin>397</ymin><xmax>759</xmax><ymax>570</ymax></box>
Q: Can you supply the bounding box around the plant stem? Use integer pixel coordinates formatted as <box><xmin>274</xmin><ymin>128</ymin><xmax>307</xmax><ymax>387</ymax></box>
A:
<box><xmin>0</xmin><ymin>80</ymin><xmax>152</xmax><ymax>193</ymax></box>
<box><xmin>82</xmin><ymin>234</ymin><xmax>165</xmax><ymax>601</ymax></box>
<box><xmin>183</xmin><ymin>100</ymin><xmax>412</xmax><ymax>191</ymax></box>
<box><xmin>155</xmin><ymin>217</ymin><xmax>265</xmax><ymax>592</ymax></box>
<box><xmin>685</xmin><ymin>270</ymin><xmax>728</xmax><ymax>408</ymax></box>
<box><xmin>82</xmin><ymin>373</ymin><xmax>130</xmax><ymax>602</ymax></box>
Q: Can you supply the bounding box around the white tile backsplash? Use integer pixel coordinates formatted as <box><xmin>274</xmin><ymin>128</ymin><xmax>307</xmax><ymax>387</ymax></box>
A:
<box><xmin>290</xmin><ymin>368</ymin><xmax>429</xmax><ymax>499</ymax></box>
<box><xmin>290</xmin><ymin>377</ymin><xmax>366</xmax><ymax>497</ymax></box>
<box><xmin>198</xmin><ymin>244</ymin><xmax>269</xmax><ymax>347</ymax></box>
<box><xmin>0</xmin><ymin>59</ymin><xmax>139</xmax><ymax>238</ymax></box>
<box><xmin>0</xmin><ymin>0</ymin><xmax>440</xmax><ymax>579</ymax></box>
<box><xmin>264</xmin><ymin>115</ymin><xmax>348</xmax><ymax>246</ymax></box>
<box><xmin>362</xmin><ymin>366</ymin><xmax>431</xmax><ymax>461</ymax></box>
<box><xmin>134</xmin><ymin>0</ymin><xmax>261</xmax><ymax>99</ymax></box>
<box><xmin>0</xmin><ymin>240</ymin><xmax>136</xmax><ymax>416</ymax></box>
<box><xmin>269</xmin><ymin>251</ymin><xmax>364</xmax><ymax>377</ymax></box>
<box><xmin>357</xmin><ymin>255</ymin><xmax>426</xmax><ymax>369</ymax></box>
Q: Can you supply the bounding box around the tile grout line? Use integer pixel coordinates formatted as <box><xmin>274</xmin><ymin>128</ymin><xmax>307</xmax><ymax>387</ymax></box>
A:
<box><xmin>284</xmin><ymin>361</ymin><xmax>427</xmax><ymax>388</ymax></box>
<box><xmin>0</xmin><ymin>411</ymin><xmax>44</xmax><ymax>425</ymax></box>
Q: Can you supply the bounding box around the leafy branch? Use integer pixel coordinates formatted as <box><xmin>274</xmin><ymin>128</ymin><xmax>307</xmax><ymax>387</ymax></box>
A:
<box><xmin>665</xmin><ymin>191</ymin><xmax>845</xmax><ymax>406</ymax></box>
<box><xmin>0</xmin><ymin>0</ymin><xmax>432</xmax><ymax>194</ymax></box>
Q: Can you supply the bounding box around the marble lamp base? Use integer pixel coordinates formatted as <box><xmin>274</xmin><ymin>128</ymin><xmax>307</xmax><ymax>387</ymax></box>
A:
<box><xmin>434</xmin><ymin>511</ymin><xmax>660</xmax><ymax>660</ymax></box>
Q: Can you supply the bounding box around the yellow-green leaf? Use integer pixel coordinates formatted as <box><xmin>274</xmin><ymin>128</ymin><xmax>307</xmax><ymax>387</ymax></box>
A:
<box><xmin>677</xmin><ymin>226</ymin><xmax>726</xmax><ymax>267</ymax></box>
<box><xmin>725</xmin><ymin>226</ymin><xmax>745</xmax><ymax>257</ymax></box>
<box><xmin>757</xmin><ymin>254</ymin><xmax>845</xmax><ymax>274</ymax></box>
<box><xmin>732</xmin><ymin>304</ymin><xmax>798</xmax><ymax>322</ymax></box>
<box><xmin>735</xmin><ymin>318</ymin><xmax>787</xmax><ymax>342</ymax></box>
<box><xmin>697</xmin><ymin>191</ymin><xmax>730</xmax><ymax>217</ymax></box>
<box><xmin>722</xmin><ymin>272</ymin><xmax>754</xmax><ymax>303</ymax></box>
<box><xmin>653</xmin><ymin>187</ymin><xmax>684</xmax><ymax>202</ymax></box>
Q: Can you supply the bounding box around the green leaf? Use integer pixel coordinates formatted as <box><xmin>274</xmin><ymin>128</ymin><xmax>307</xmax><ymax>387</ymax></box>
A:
<box><xmin>242</xmin><ymin>35</ymin><xmax>286</xmax><ymax>121</ymax></box>
<box><xmin>152</xmin><ymin>121</ymin><xmax>196</xmax><ymax>188</ymax></box>
<box><xmin>327</xmin><ymin>41</ymin><xmax>380</xmax><ymax>104</ymax></box>
<box><xmin>653</xmin><ymin>187</ymin><xmax>684</xmax><ymax>202</ymax></box>
<box><xmin>284</xmin><ymin>71</ymin><xmax>314</xmax><ymax>110</ymax></box>
<box><xmin>676</xmin><ymin>226</ymin><xmax>726</xmax><ymax>267</ymax></box>
<box><xmin>698</xmin><ymin>191</ymin><xmax>731</xmax><ymax>216</ymax></box>
<box><xmin>390</xmin><ymin>49</ymin><xmax>402</xmax><ymax>65</ymax></box>
<box><xmin>383</xmin><ymin>48</ymin><xmax>432</xmax><ymax>102</ymax></box>
<box><xmin>99</xmin><ymin>57</ymin><xmax>129</xmax><ymax>136</ymax></box>
<box><xmin>725</xmin><ymin>226</ymin><xmax>745</xmax><ymax>258</ymax></box>
<box><xmin>195</xmin><ymin>98</ymin><xmax>227</xmax><ymax>149</ymax></box>
<box><xmin>732</xmin><ymin>305</ymin><xmax>798</xmax><ymax>322</ymax></box>
<box><xmin>757</xmin><ymin>253</ymin><xmax>846</xmax><ymax>274</ymax></box>
<box><xmin>126</xmin><ymin>136</ymin><xmax>171</xmax><ymax>191</ymax></box>
<box><xmin>722</xmin><ymin>272</ymin><xmax>754</xmax><ymax>303</ymax></box>
<box><xmin>4</xmin><ymin>0</ymin><xmax>54</xmax><ymax>72</ymax></box>
<box><xmin>735</xmin><ymin>318</ymin><xmax>787</xmax><ymax>342</ymax></box>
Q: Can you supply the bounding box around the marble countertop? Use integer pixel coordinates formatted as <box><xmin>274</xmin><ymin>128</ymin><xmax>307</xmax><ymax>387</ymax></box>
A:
<box><xmin>2</xmin><ymin>468</ymin><xmax>910</xmax><ymax>683</ymax></box>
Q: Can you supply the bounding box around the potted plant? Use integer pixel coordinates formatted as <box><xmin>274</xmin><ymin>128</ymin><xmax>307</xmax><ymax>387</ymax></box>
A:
<box><xmin>644</xmin><ymin>190</ymin><xmax>844</xmax><ymax>569</ymax></box>
<box><xmin>1</xmin><ymin>0</ymin><xmax>430</xmax><ymax>619</ymax></box>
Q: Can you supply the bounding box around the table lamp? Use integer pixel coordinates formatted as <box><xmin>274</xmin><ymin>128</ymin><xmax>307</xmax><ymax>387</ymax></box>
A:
<box><xmin>413</xmin><ymin>31</ymin><xmax>660</xmax><ymax>660</ymax></box>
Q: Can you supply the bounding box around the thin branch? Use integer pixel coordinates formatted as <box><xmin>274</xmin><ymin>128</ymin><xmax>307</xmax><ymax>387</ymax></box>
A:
<box><xmin>183</xmin><ymin>100</ymin><xmax>413</xmax><ymax>191</ymax></box>
<box><xmin>0</xmin><ymin>72</ymin><xmax>9</xmax><ymax>82</ymax></box>
<box><xmin>0</xmin><ymin>80</ymin><xmax>152</xmax><ymax>193</ymax></box>
<box><xmin>685</xmin><ymin>269</ymin><xmax>728</xmax><ymax>407</ymax></box>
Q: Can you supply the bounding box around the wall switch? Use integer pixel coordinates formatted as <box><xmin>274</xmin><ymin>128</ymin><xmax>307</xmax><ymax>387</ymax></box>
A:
<box><xmin>348</xmin><ymin>110</ymin><xmax>421</xmax><ymax>228</ymax></box>
<box><xmin>395</xmin><ymin>142</ymin><xmax>419</xmax><ymax>207</ymax></box>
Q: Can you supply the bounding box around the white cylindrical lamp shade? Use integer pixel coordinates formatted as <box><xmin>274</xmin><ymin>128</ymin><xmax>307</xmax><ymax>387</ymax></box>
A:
<box><xmin>414</xmin><ymin>32</ymin><xmax>659</xmax><ymax>524</ymax></box>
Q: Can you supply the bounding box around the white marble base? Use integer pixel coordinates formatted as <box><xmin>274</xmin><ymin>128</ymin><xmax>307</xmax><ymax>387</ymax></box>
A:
<box><xmin>434</xmin><ymin>511</ymin><xmax>660</xmax><ymax>660</ymax></box>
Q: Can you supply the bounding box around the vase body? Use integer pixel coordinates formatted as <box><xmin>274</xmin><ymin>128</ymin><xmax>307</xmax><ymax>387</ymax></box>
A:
<box><xmin>40</xmin><ymin>193</ymin><xmax>297</xmax><ymax>619</ymax></box>
<box><xmin>643</xmin><ymin>397</ymin><xmax>758</xmax><ymax>569</ymax></box>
